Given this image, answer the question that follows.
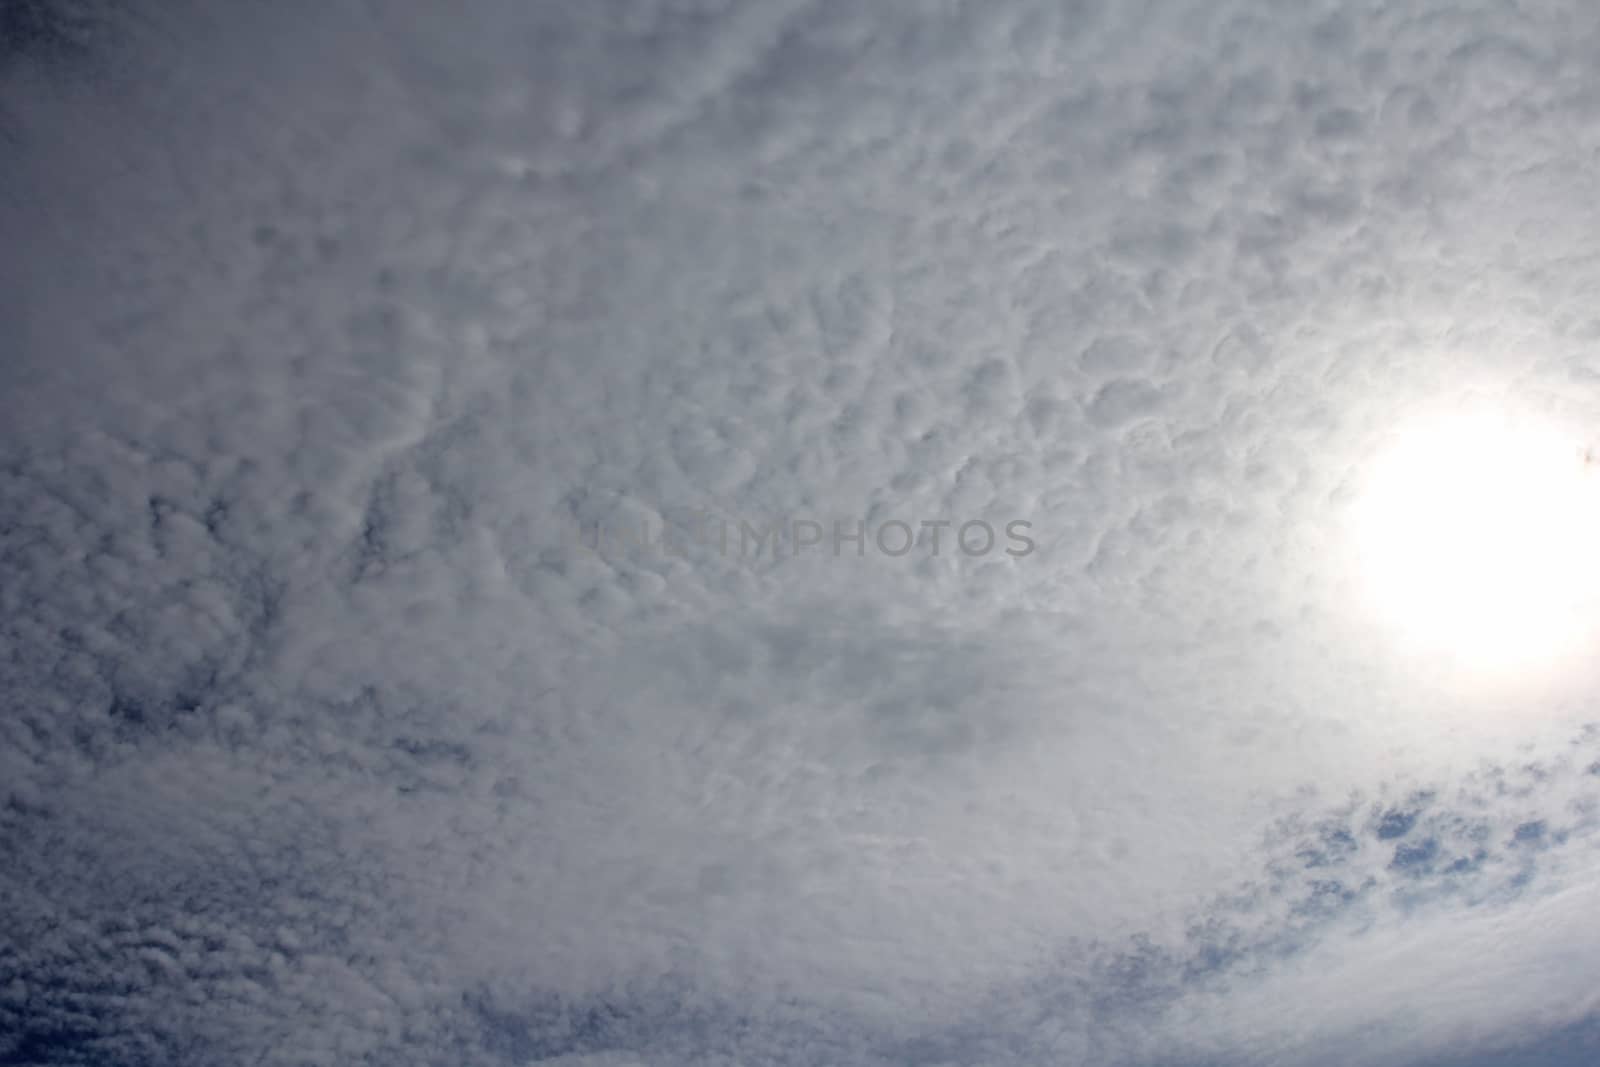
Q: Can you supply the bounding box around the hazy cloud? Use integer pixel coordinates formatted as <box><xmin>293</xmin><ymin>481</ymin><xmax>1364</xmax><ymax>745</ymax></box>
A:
<box><xmin>4</xmin><ymin>1</ymin><xmax>1600</xmax><ymax>1064</ymax></box>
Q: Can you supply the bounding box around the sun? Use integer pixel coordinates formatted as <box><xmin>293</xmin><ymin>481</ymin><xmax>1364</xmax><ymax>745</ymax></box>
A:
<box><xmin>1351</xmin><ymin>411</ymin><xmax>1600</xmax><ymax>671</ymax></box>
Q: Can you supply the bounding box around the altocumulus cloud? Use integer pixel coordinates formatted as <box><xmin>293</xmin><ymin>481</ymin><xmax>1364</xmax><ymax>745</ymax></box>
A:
<box><xmin>4</xmin><ymin>1</ymin><xmax>1600</xmax><ymax>1065</ymax></box>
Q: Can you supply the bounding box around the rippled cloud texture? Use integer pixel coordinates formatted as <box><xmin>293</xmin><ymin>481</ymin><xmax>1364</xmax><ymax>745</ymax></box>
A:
<box><xmin>5</xmin><ymin>1</ymin><xmax>1600</xmax><ymax>1064</ymax></box>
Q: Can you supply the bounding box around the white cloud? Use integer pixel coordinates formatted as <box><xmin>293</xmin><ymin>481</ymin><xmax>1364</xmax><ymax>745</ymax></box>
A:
<box><xmin>4</xmin><ymin>0</ymin><xmax>1600</xmax><ymax>1064</ymax></box>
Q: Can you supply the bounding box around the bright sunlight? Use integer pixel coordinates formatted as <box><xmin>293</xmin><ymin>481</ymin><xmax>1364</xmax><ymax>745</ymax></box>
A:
<box><xmin>1352</xmin><ymin>411</ymin><xmax>1600</xmax><ymax>672</ymax></box>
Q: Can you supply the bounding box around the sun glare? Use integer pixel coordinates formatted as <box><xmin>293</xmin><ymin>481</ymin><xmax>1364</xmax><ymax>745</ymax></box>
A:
<box><xmin>1352</xmin><ymin>412</ymin><xmax>1600</xmax><ymax>671</ymax></box>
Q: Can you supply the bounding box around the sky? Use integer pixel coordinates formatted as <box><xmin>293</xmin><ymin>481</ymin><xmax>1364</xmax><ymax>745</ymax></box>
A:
<box><xmin>4</xmin><ymin>1</ymin><xmax>1600</xmax><ymax>1064</ymax></box>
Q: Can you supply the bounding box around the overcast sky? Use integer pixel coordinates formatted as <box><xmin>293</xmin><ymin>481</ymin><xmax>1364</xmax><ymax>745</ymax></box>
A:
<box><xmin>5</xmin><ymin>1</ymin><xmax>1600</xmax><ymax>1065</ymax></box>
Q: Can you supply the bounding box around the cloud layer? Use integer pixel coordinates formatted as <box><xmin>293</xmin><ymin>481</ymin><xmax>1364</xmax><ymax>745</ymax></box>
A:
<box><xmin>4</xmin><ymin>1</ymin><xmax>1600</xmax><ymax>1064</ymax></box>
